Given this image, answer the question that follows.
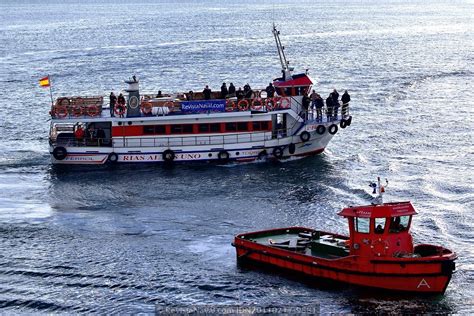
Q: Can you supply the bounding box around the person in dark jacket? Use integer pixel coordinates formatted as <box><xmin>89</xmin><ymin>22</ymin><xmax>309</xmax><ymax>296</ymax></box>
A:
<box><xmin>301</xmin><ymin>94</ymin><xmax>311</xmax><ymax>120</ymax></box>
<box><xmin>332</xmin><ymin>89</ymin><xmax>340</xmax><ymax>120</ymax></box>
<box><xmin>236</xmin><ymin>87</ymin><xmax>244</xmax><ymax>100</ymax></box>
<box><xmin>341</xmin><ymin>90</ymin><xmax>351</xmax><ymax>118</ymax></box>
<box><xmin>228</xmin><ymin>83</ymin><xmax>236</xmax><ymax>97</ymax></box>
<box><xmin>265</xmin><ymin>83</ymin><xmax>275</xmax><ymax>98</ymax></box>
<box><xmin>220</xmin><ymin>83</ymin><xmax>228</xmax><ymax>99</ymax></box>
<box><xmin>326</xmin><ymin>94</ymin><xmax>333</xmax><ymax>122</ymax></box>
<box><xmin>243</xmin><ymin>83</ymin><xmax>252</xmax><ymax>99</ymax></box>
<box><xmin>315</xmin><ymin>94</ymin><xmax>324</xmax><ymax>122</ymax></box>
<box><xmin>203</xmin><ymin>85</ymin><xmax>212</xmax><ymax>100</ymax></box>
<box><xmin>96</xmin><ymin>127</ymin><xmax>106</xmax><ymax>146</ymax></box>
<box><xmin>109</xmin><ymin>92</ymin><xmax>117</xmax><ymax>117</ymax></box>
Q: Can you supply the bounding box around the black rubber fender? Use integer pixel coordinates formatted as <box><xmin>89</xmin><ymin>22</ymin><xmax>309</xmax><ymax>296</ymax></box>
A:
<box><xmin>257</xmin><ymin>150</ymin><xmax>267</xmax><ymax>160</ymax></box>
<box><xmin>52</xmin><ymin>146</ymin><xmax>67</xmax><ymax>160</ymax></box>
<box><xmin>328</xmin><ymin>124</ymin><xmax>338</xmax><ymax>135</ymax></box>
<box><xmin>272</xmin><ymin>147</ymin><xmax>284</xmax><ymax>159</ymax></box>
<box><xmin>108</xmin><ymin>152</ymin><xmax>118</xmax><ymax>163</ymax></box>
<box><xmin>316</xmin><ymin>125</ymin><xmax>326</xmax><ymax>135</ymax></box>
<box><xmin>288</xmin><ymin>143</ymin><xmax>296</xmax><ymax>155</ymax></box>
<box><xmin>300</xmin><ymin>131</ymin><xmax>310</xmax><ymax>142</ymax></box>
<box><xmin>347</xmin><ymin>116</ymin><xmax>352</xmax><ymax>126</ymax></box>
<box><xmin>218</xmin><ymin>150</ymin><xmax>230</xmax><ymax>162</ymax></box>
<box><xmin>340</xmin><ymin>120</ymin><xmax>347</xmax><ymax>129</ymax></box>
<box><xmin>162</xmin><ymin>149</ymin><xmax>175</xmax><ymax>162</ymax></box>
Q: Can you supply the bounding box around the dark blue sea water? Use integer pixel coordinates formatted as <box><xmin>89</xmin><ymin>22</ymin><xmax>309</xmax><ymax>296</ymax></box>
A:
<box><xmin>0</xmin><ymin>0</ymin><xmax>473</xmax><ymax>313</ymax></box>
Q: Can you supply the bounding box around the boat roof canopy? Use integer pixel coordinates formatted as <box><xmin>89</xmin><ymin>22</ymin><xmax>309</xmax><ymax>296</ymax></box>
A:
<box><xmin>273</xmin><ymin>73</ymin><xmax>314</xmax><ymax>87</ymax></box>
<box><xmin>338</xmin><ymin>201</ymin><xmax>417</xmax><ymax>218</ymax></box>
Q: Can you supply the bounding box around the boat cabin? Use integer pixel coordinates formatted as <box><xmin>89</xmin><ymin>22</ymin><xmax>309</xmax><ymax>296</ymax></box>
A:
<box><xmin>338</xmin><ymin>202</ymin><xmax>418</xmax><ymax>257</ymax></box>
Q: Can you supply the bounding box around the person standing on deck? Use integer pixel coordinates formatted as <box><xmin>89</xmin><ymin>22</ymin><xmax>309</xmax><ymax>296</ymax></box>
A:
<box><xmin>243</xmin><ymin>83</ymin><xmax>252</xmax><ymax>99</ymax></box>
<box><xmin>228</xmin><ymin>83</ymin><xmax>236</xmax><ymax>97</ymax></box>
<box><xmin>341</xmin><ymin>90</ymin><xmax>351</xmax><ymax>118</ymax></box>
<box><xmin>220</xmin><ymin>82</ymin><xmax>228</xmax><ymax>99</ymax></box>
<box><xmin>302</xmin><ymin>94</ymin><xmax>311</xmax><ymax>120</ymax></box>
<box><xmin>265</xmin><ymin>83</ymin><xmax>275</xmax><ymax>98</ymax></box>
<box><xmin>315</xmin><ymin>93</ymin><xmax>324</xmax><ymax>122</ymax></box>
<box><xmin>117</xmin><ymin>93</ymin><xmax>126</xmax><ymax>118</ymax></box>
<box><xmin>310</xmin><ymin>89</ymin><xmax>318</xmax><ymax>119</ymax></box>
<box><xmin>236</xmin><ymin>87</ymin><xmax>244</xmax><ymax>100</ymax></box>
<box><xmin>326</xmin><ymin>93</ymin><xmax>334</xmax><ymax>122</ymax></box>
<box><xmin>203</xmin><ymin>85</ymin><xmax>212</xmax><ymax>100</ymax></box>
<box><xmin>109</xmin><ymin>92</ymin><xmax>117</xmax><ymax>117</ymax></box>
<box><xmin>332</xmin><ymin>89</ymin><xmax>340</xmax><ymax>120</ymax></box>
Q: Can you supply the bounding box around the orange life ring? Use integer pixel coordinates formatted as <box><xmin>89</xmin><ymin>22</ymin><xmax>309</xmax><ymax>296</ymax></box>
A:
<box><xmin>54</xmin><ymin>106</ymin><xmax>68</xmax><ymax>118</ymax></box>
<box><xmin>58</xmin><ymin>97</ymin><xmax>70</xmax><ymax>107</ymax></box>
<box><xmin>141</xmin><ymin>102</ymin><xmax>152</xmax><ymax>115</ymax></box>
<box><xmin>265</xmin><ymin>98</ymin><xmax>274</xmax><ymax>111</ymax></box>
<box><xmin>280</xmin><ymin>97</ymin><xmax>291</xmax><ymax>109</ymax></box>
<box><xmin>71</xmin><ymin>104</ymin><xmax>82</xmax><ymax>117</ymax></box>
<box><xmin>87</xmin><ymin>105</ymin><xmax>100</xmax><ymax>117</ymax></box>
<box><xmin>237</xmin><ymin>99</ymin><xmax>249</xmax><ymax>111</ymax></box>
<box><xmin>251</xmin><ymin>98</ymin><xmax>263</xmax><ymax>111</ymax></box>
<box><xmin>114</xmin><ymin>103</ymin><xmax>126</xmax><ymax>116</ymax></box>
<box><xmin>226</xmin><ymin>99</ymin><xmax>236</xmax><ymax>112</ymax></box>
<box><xmin>164</xmin><ymin>101</ymin><xmax>174</xmax><ymax>108</ymax></box>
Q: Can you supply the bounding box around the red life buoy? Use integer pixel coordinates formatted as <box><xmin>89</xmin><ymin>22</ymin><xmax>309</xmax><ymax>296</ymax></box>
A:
<box><xmin>280</xmin><ymin>97</ymin><xmax>291</xmax><ymax>109</ymax></box>
<box><xmin>265</xmin><ymin>98</ymin><xmax>274</xmax><ymax>111</ymax></box>
<box><xmin>226</xmin><ymin>99</ymin><xmax>236</xmax><ymax>112</ymax></box>
<box><xmin>237</xmin><ymin>99</ymin><xmax>249</xmax><ymax>111</ymax></box>
<box><xmin>71</xmin><ymin>104</ymin><xmax>82</xmax><ymax>117</ymax></box>
<box><xmin>87</xmin><ymin>105</ymin><xmax>100</xmax><ymax>117</ymax></box>
<box><xmin>141</xmin><ymin>102</ymin><xmax>152</xmax><ymax>115</ymax></box>
<box><xmin>54</xmin><ymin>106</ymin><xmax>68</xmax><ymax>118</ymax></box>
<box><xmin>251</xmin><ymin>98</ymin><xmax>263</xmax><ymax>111</ymax></box>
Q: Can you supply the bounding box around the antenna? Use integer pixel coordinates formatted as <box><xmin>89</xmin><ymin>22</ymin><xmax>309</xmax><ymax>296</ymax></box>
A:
<box><xmin>370</xmin><ymin>177</ymin><xmax>389</xmax><ymax>205</ymax></box>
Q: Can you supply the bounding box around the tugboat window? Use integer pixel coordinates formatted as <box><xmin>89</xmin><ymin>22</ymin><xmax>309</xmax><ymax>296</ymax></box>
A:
<box><xmin>374</xmin><ymin>218</ymin><xmax>386</xmax><ymax>234</ymax></box>
<box><xmin>355</xmin><ymin>217</ymin><xmax>369</xmax><ymax>233</ymax></box>
<box><xmin>389</xmin><ymin>216</ymin><xmax>410</xmax><ymax>232</ymax></box>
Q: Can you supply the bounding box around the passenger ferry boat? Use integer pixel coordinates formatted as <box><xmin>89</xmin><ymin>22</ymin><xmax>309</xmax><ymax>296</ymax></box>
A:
<box><xmin>48</xmin><ymin>26</ymin><xmax>352</xmax><ymax>165</ymax></box>
<box><xmin>232</xmin><ymin>179</ymin><xmax>457</xmax><ymax>294</ymax></box>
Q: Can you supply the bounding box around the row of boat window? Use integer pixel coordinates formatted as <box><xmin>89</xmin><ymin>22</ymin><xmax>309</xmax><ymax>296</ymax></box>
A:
<box><xmin>142</xmin><ymin>121</ymin><xmax>270</xmax><ymax>135</ymax></box>
<box><xmin>354</xmin><ymin>216</ymin><xmax>410</xmax><ymax>234</ymax></box>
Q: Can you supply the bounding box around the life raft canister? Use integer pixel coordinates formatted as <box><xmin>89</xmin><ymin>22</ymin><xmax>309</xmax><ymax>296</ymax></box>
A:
<box><xmin>52</xmin><ymin>146</ymin><xmax>67</xmax><ymax>160</ymax></box>
<box><xmin>300</xmin><ymin>131</ymin><xmax>310</xmax><ymax>142</ymax></box>
<box><xmin>162</xmin><ymin>149</ymin><xmax>175</xmax><ymax>162</ymax></box>
<box><xmin>328</xmin><ymin>124</ymin><xmax>338</xmax><ymax>135</ymax></box>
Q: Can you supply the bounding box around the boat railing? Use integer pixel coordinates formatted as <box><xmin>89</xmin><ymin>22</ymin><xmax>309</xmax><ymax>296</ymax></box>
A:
<box><xmin>50</xmin><ymin>129</ymin><xmax>295</xmax><ymax>148</ymax></box>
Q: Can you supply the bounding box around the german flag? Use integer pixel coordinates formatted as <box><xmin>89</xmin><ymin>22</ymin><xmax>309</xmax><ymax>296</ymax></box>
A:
<box><xmin>39</xmin><ymin>76</ymin><xmax>50</xmax><ymax>87</ymax></box>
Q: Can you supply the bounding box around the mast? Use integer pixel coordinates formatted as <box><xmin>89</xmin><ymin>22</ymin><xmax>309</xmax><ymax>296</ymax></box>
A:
<box><xmin>272</xmin><ymin>24</ymin><xmax>292</xmax><ymax>80</ymax></box>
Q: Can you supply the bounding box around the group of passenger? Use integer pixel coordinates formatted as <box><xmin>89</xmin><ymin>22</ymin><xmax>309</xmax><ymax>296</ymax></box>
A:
<box><xmin>109</xmin><ymin>92</ymin><xmax>126</xmax><ymax>118</ymax></box>
<box><xmin>73</xmin><ymin>124</ymin><xmax>106</xmax><ymax>146</ymax></box>
<box><xmin>300</xmin><ymin>89</ymin><xmax>351</xmax><ymax>122</ymax></box>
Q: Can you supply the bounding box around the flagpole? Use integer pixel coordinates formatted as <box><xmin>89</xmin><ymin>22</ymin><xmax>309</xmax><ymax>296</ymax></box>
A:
<box><xmin>48</xmin><ymin>74</ymin><xmax>54</xmax><ymax>107</ymax></box>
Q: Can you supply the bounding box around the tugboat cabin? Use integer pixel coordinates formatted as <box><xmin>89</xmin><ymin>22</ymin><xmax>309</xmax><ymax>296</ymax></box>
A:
<box><xmin>338</xmin><ymin>201</ymin><xmax>417</xmax><ymax>257</ymax></box>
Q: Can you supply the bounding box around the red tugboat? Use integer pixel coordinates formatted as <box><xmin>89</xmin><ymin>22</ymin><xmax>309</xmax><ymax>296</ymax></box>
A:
<box><xmin>232</xmin><ymin>179</ymin><xmax>457</xmax><ymax>293</ymax></box>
